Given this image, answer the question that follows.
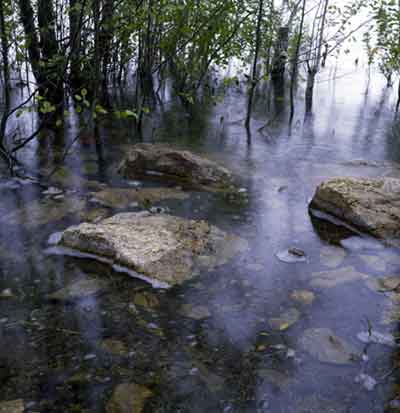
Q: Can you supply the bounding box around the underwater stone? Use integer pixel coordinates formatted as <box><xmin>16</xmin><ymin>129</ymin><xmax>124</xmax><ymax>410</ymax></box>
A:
<box><xmin>0</xmin><ymin>399</ymin><xmax>24</xmax><ymax>413</ymax></box>
<box><xmin>106</xmin><ymin>383</ymin><xmax>153</xmax><ymax>413</ymax></box>
<box><xmin>299</xmin><ymin>328</ymin><xmax>359</xmax><ymax>365</ymax></box>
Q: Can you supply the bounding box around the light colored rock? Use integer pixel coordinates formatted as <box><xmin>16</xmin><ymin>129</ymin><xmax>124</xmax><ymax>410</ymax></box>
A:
<box><xmin>356</xmin><ymin>330</ymin><xmax>396</xmax><ymax>347</ymax></box>
<box><xmin>90</xmin><ymin>187</ymin><xmax>189</xmax><ymax>209</ymax></box>
<box><xmin>106</xmin><ymin>383</ymin><xmax>153</xmax><ymax>413</ymax></box>
<box><xmin>311</xmin><ymin>266</ymin><xmax>368</xmax><ymax>289</ymax></box>
<box><xmin>118</xmin><ymin>143</ymin><xmax>233</xmax><ymax>191</ymax></box>
<box><xmin>365</xmin><ymin>276</ymin><xmax>400</xmax><ymax>292</ymax></box>
<box><xmin>299</xmin><ymin>328</ymin><xmax>359</xmax><ymax>364</ymax></box>
<box><xmin>290</xmin><ymin>290</ymin><xmax>315</xmax><ymax>305</ymax></box>
<box><xmin>354</xmin><ymin>373</ymin><xmax>377</xmax><ymax>391</ymax></box>
<box><xmin>0</xmin><ymin>399</ymin><xmax>24</xmax><ymax>413</ymax></box>
<box><xmin>310</xmin><ymin>177</ymin><xmax>400</xmax><ymax>246</ymax></box>
<box><xmin>0</xmin><ymin>288</ymin><xmax>15</xmax><ymax>299</ymax></box>
<box><xmin>47</xmin><ymin>278</ymin><xmax>107</xmax><ymax>301</ymax></box>
<box><xmin>59</xmin><ymin>212</ymin><xmax>248</xmax><ymax>287</ymax></box>
<box><xmin>269</xmin><ymin>308</ymin><xmax>300</xmax><ymax>331</ymax></box>
<box><xmin>320</xmin><ymin>246</ymin><xmax>346</xmax><ymax>268</ymax></box>
<box><xmin>359</xmin><ymin>254</ymin><xmax>386</xmax><ymax>272</ymax></box>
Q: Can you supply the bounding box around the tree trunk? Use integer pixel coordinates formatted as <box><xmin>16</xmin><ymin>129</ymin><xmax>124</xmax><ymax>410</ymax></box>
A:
<box><xmin>305</xmin><ymin>69</ymin><xmax>316</xmax><ymax>113</ymax></box>
<box><xmin>271</xmin><ymin>26</ymin><xmax>289</xmax><ymax>84</ymax></box>
<box><xmin>245</xmin><ymin>0</ymin><xmax>264</xmax><ymax>129</ymax></box>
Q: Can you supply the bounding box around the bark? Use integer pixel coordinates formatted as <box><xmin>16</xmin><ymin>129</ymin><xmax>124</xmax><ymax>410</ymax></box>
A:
<box><xmin>271</xmin><ymin>26</ymin><xmax>289</xmax><ymax>83</ymax></box>
<box><xmin>289</xmin><ymin>0</ymin><xmax>306</xmax><ymax>123</ymax></box>
<box><xmin>245</xmin><ymin>0</ymin><xmax>264</xmax><ymax>129</ymax></box>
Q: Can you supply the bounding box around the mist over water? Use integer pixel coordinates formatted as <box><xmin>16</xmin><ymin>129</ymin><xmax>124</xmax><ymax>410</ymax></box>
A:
<box><xmin>1</xmin><ymin>62</ymin><xmax>400</xmax><ymax>412</ymax></box>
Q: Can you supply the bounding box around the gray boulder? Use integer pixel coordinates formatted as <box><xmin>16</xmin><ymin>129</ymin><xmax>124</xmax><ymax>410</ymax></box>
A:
<box><xmin>310</xmin><ymin>177</ymin><xmax>400</xmax><ymax>247</ymax></box>
<box><xmin>58</xmin><ymin>212</ymin><xmax>248</xmax><ymax>287</ymax></box>
<box><xmin>118</xmin><ymin>144</ymin><xmax>233</xmax><ymax>191</ymax></box>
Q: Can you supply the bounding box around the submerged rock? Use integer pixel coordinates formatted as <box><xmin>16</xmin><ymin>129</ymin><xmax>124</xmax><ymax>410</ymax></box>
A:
<box><xmin>179</xmin><ymin>304</ymin><xmax>211</xmax><ymax>320</ymax></box>
<box><xmin>58</xmin><ymin>212</ymin><xmax>248</xmax><ymax>287</ymax></box>
<box><xmin>269</xmin><ymin>308</ymin><xmax>300</xmax><ymax>331</ymax></box>
<box><xmin>133</xmin><ymin>291</ymin><xmax>160</xmax><ymax>309</ymax></box>
<box><xmin>320</xmin><ymin>245</ymin><xmax>347</xmax><ymax>268</ymax></box>
<box><xmin>310</xmin><ymin>177</ymin><xmax>400</xmax><ymax>247</ymax></box>
<box><xmin>299</xmin><ymin>328</ymin><xmax>359</xmax><ymax>364</ymax></box>
<box><xmin>118</xmin><ymin>143</ymin><xmax>234</xmax><ymax>191</ymax></box>
<box><xmin>101</xmin><ymin>339</ymin><xmax>129</xmax><ymax>356</ymax></box>
<box><xmin>356</xmin><ymin>330</ymin><xmax>397</xmax><ymax>347</ymax></box>
<box><xmin>47</xmin><ymin>278</ymin><xmax>107</xmax><ymax>301</ymax></box>
<box><xmin>290</xmin><ymin>290</ymin><xmax>315</xmax><ymax>305</ymax></box>
<box><xmin>0</xmin><ymin>197</ymin><xmax>85</xmax><ymax>228</ymax></box>
<box><xmin>0</xmin><ymin>399</ymin><xmax>24</xmax><ymax>413</ymax></box>
<box><xmin>354</xmin><ymin>373</ymin><xmax>377</xmax><ymax>391</ymax></box>
<box><xmin>90</xmin><ymin>187</ymin><xmax>189</xmax><ymax>209</ymax></box>
<box><xmin>106</xmin><ymin>383</ymin><xmax>153</xmax><ymax>413</ymax></box>
<box><xmin>359</xmin><ymin>254</ymin><xmax>386</xmax><ymax>272</ymax></box>
<box><xmin>310</xmin><ymin>266</ymin><xmax>368</xmax><ymax>289</ymax></box>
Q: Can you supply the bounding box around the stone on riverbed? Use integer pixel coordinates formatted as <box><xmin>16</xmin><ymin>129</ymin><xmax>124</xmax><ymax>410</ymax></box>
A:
<box><xmin>299</xmin><ymin>328</ymin><xmax>359</xmax><ymax>365</ymax></box>
<box><xmin>90</xmin><ymin>186</ymin><xmax>189</xmax><ymax>209</ymax></box>
<box><xmin>47</xmin><ymin>278</ymin><xmax>108</xmax><ymax>301</ymax></box>
<box><xmin>0</xmin><ymin>399</ymin><xmax>24</xmax><ymax>413</ymax></box>
<box><xmin>58</xmin><ymin>212</ymin><xmax>248</xmax><ymax>287</ymax></box>
<box><xmin>118</xmin><ymin>143</ymin><xmax>233</xmax><ymax>191</ymax></box>
<box><xmin>310</xmin><ymin>177</ymin><xmax>400</xmax><ymax>247</ymax></box>
<box><xmin>106</xmin><ymin>383</ymin><xmax>153</xmax><ymax>413</ymax></box>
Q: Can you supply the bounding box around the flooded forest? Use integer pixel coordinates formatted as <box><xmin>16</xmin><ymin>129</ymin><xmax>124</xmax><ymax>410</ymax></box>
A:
<box><xmin>1</xmin><ymin>0</ymin><xmax>400</xmax><ymax>411</ymax></box>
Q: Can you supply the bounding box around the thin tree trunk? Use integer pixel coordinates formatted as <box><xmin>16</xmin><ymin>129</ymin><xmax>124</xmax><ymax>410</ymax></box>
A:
<box><xmin>289</xmin><ymin>0</ymin><xmax>306</xmax><ymax>123</ymax></box>
<box><xmin>245</xmin><ymin>0</ymin><xmax>264</xmax><ymax>129</ymax></box>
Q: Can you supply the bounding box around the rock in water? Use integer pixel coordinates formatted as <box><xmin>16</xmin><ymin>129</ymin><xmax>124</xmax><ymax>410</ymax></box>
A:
<box><xmin>106</xmin><ymin>383</ymin><xmax>153</xmax><ymax>413</ymax></box>
<box><xmin>118</xmin><ymin>143</ymin><xmax>233</xmax><ymax>191</ymax></box>
<box><xmin>0</xmin><ymin>399</ymin><xmax>24</xmax><ymax>413</ymax></box>
<box><xmin>58</xmin><ymin>212</ymin><xmax>248</xmax><ymax>287</ymax></box>
<box><xmin>309</xmin><ymin>177</ymin><xmax>400</xmax><ymax>247</ymax></box>
<box><xmin>299</xmin><ymin>328</ymin><xmax>359</xmax><ymax>365</ymax></box>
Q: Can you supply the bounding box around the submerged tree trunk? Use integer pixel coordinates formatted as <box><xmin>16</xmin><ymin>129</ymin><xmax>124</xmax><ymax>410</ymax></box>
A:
<box><xmin>305</xmin><ymin>69</ymin><xmax>316</xmax><ymax>113</ymax></box>
<box><xmin>289</xmin><ymin>0</ymin><xmax>306</xmax><ymax>123</ymax></box>
<box><xmin>0</xmin><ymin>0</ymin><xmax>10</xmax><ymax>164</ymax></box>
<box><xmin>271</xmin><ymin>26</ymin><xmax>289</xmax><ymax>84</ymax></box>
<box><xmin>245</xmin><ymin>0</ymin><xmax>264</xmax><ymax>129</ymax></box>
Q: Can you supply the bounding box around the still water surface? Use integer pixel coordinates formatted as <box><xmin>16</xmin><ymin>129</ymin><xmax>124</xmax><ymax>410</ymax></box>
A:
<box><xmin>1</xmin><ymin>64</ymin><xmax>400</xmax><ymax>412</ymax></box>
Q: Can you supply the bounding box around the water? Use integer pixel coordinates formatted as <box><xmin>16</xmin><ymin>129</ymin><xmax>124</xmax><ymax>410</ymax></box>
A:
<box><xmin>1</xmin><ymin>64</ymin><xmax>400</xmax><ymax>412</ymax></box>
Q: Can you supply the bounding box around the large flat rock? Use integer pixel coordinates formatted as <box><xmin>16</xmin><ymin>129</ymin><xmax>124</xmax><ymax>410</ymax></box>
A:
<box><xmin>309</xmin><ymin>177</ymin><xmax>400</xmax><ymax>247</ymax></box>
<box><xmin>58</xmin><ymin>212</ymin><xmax>248</xmax><ymax>287</ymax></box>
<box><xmin>118</xmin><ymin>143</ymin><xmax>233</xmax><ymax>191</ymax></box>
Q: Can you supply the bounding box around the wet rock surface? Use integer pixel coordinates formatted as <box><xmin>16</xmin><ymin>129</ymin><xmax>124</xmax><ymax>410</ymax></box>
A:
<box><xmin>310</xmin><ymin>177</ymin><xmax>400</xmax><ymax>247</ymax></box>
<box><xmin>119</xmin><ymin>143</ymin><xmax>234</xmax><ymax>191</ymax></box>
<box><xmin>58</xmin><ymin>212</ymin><xmax>248</xmax><ymax>287</ymax></box>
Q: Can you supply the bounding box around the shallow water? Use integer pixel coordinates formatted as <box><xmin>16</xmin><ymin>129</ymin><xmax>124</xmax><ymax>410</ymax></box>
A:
<box><xmin>1</xmin><ymin>65</ymin><xmax>400</xmax><ymax>412</ymax></box>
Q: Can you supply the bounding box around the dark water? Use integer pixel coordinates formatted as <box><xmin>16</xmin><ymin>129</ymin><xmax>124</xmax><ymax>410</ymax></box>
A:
<box><xmin>1</xmin><ymin>65</ymin><xmax>400</xmax><ymax>412</ymax></box>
